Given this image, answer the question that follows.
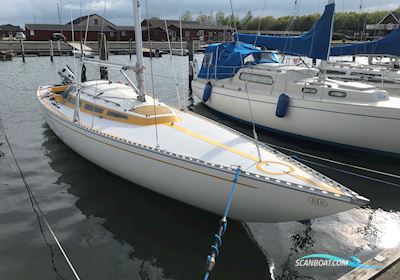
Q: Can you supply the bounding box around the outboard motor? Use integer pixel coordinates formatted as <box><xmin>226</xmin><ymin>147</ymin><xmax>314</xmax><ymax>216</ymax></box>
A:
<box><xmin>58</xmin><ymin>65</ymin><xmax>75</xmax><ymax>84</ymax></box>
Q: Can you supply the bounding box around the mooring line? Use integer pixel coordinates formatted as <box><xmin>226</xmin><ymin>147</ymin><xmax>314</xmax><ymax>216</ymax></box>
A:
<box><xmin>266</xmin><ymin>143</ymin><xmax>400</xmax><ymax>180</ymax></box>
<box><xmin>203</xmin><ymin>167</ymin><xmax>241</xmax><ymax>280</ymax></box>
<box><xmin>0</xmin><ymin>119</ymin><xmax>81</xmax><ymax>280</ymax></box>
<box><xmin>292</xmin><ymin>155</ymin><xmax>400</xmax><ymax>188</ymax></box>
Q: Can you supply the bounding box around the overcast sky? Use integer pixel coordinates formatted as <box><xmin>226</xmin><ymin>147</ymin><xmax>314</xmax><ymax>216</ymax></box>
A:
<box><xmin>1</xmin><ymin>0</ymin><xmax>399</xmax><ymax>27</ymax></box>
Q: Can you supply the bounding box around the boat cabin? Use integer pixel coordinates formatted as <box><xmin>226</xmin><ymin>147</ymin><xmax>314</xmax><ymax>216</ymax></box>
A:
<box><xmin>49</xmin><ymin>82</ymin><xmax>180</xmax><ymax>126</ymax></box>
<box><xmin>198</xmin><ymin>42</ymin><xmax>280</xmax><ymax>80</ymax></box>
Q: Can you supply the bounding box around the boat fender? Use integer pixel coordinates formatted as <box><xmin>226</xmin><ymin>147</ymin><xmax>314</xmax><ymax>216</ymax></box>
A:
<box><xmin>203</xmin><ymin>82</ymin><xmax>212</xmax><ymax>102</ymax></box>
<box><xmin>276</xmin><ymin>93</ymin><xmax>290</xmax><ymax>118</ymax></box>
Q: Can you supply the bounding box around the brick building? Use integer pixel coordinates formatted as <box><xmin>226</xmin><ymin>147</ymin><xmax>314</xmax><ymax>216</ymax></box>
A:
<box><xmin>25</xmin><ymin>14</ymin><xmax>134</xmax><ymax>41</ymax></box>
<box><xmin>141</xmin><ymin>19</ymin><xmax>231</xmax><ymax>42</ymax></box>
<box><xmin>0</xmin><ymin>24</ymin><xmax>23</xmax><ymax>39</ymax></box>
<box><xmin>23</xmin><ymin>14</ymin><xmax>230</xmax><ymax>42</ymax></box>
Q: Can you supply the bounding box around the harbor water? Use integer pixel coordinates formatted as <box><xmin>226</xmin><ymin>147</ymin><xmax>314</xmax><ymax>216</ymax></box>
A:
<box><xmin>0</xmin><ymin>55</ymin><xmax>399</xmax><ymax>280</ymax></box>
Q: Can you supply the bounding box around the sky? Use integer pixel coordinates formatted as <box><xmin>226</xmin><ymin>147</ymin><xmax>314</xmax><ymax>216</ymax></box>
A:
<box><xmin>0</xmin><ymin>0</ymin><xmax>399</xmax><ymax>27</ymax></box>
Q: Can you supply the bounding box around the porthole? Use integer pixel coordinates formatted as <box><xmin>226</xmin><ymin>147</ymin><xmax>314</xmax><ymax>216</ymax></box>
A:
<box><xmin>328</xmin><ymin>91</ymin><xmax>346</xmax><ymax>98</ymax></box>
<box><xmin>302</xmin><ymin>87</ymin><xmax>317</xmax><ymax>94</ymax></box>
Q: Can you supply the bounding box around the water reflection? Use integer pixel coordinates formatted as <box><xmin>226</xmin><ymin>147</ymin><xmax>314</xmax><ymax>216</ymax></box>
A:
<box><xmin>41</xmin><ymin>125</ymin><xmax>269</xmax><ymax>280</ymax></box>
<box><xmin>190</xmin><ymin>97</ymin><xmax>400</xmax><ymax>280</ymax></box>
<box><xmin>1</xmin><ymin>54</ymin><xmax>399</xmax><ymax>280</ymax></box>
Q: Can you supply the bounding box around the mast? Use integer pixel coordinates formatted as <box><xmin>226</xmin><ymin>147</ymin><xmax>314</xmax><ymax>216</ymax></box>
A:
<box><xmin>320</xmin><ymin>0</ymin><xmax>335</xmax><ymax>81</ymax></box>
<box><xmin>133</xmin><ymin>0</ymin><xmax>146</xmax><ymax>102</ymax></box>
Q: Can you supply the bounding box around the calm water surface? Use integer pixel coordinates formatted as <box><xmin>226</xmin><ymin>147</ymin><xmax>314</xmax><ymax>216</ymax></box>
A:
<box><xmin>0</xmin><ymin>55</ymin><xmax>399</xmax><ymax>280</ymax></box>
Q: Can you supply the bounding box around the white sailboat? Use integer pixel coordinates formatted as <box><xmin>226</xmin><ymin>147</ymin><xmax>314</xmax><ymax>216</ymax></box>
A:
<box><xmin>326</xmin><ymin>28</ymin><xmax>400</xmax><ymax>90</ymax></box>
<box><xmin>37</xmin><ymin>0</ymin><xmax>369</xmax><ymax>223</ymax></box>
<box><xmin>325</xmin><ymin>61</ymin><xmax>400</xmax><ymax>91</ymax></box>
<box><xmin>192</xmin><ymin>1</ymin><xmax>400</xmax><ymax>155</ymax></box>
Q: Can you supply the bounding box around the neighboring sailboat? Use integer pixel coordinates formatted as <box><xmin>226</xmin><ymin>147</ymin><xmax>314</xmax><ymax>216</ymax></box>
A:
<box><xmin>37</xmin><ymin>0</ymin><xmax>369</xmax><ymax>223</ymax></box>
<box><xmin>192</xmin><ymin>0</ymin><xmax>400</xmax><ymax>155</ymax></box>
<box><xmin>326</xmin><ymin>28</ymin><xmax>400</xmax><ymax>89</ymax></box>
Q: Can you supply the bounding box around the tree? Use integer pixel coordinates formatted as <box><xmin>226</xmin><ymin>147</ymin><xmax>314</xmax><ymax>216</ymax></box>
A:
<box><xmin>181</xmin><ymin>11</ymin><xmax>192</xmax><ymax>21</ymax></box>
<box><xmin>241</xmin><ymin>11</ymin><xmax>253</xmax><ymax>29</ymax></box>
<box><xmin>215</xmin><ymin>10</ymin><xmax>226</xmax><ymax>25</ymax></box>
<box><xmin>207</xmin><ymin>10</ymin><xmax>215</xmax><ymax>25</ymax></box>
<box><xmin>197</xmin><ymin>12</ymin><xmax>208</xmax><ymax>24</ymax></box>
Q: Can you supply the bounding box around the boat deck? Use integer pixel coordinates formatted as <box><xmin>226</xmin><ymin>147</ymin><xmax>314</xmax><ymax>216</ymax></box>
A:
<box><xmin>40</xmin><ymin>84</ymin><xmax>358</xmax><ymax>198</ymax></box>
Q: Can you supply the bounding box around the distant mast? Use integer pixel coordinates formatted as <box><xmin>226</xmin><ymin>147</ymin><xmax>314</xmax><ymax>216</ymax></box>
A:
<box><xmin>320</xmin><ymin>0</ymin><xmax>335</xmax><ymax>81</ymax></box>
<box><xmin>133</xmin><ymin>0</ymin><xmax>146</xmax><ymax>102</ymax></box>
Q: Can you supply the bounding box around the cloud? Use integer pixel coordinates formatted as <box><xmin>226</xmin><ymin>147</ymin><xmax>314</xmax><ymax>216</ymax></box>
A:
<box><xmin>0</xmin><ymin>0</ymin><xmax>398</xmax><ymax>27</ymax></box>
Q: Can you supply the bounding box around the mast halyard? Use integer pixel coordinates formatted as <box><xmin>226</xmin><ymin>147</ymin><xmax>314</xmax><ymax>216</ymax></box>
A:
<box><xmin>133</xmin><ymin>0</ymin><xmax>146</xmax><ymax>102</ymax></box>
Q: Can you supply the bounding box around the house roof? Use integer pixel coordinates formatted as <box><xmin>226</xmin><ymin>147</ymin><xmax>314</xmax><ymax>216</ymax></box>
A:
<box><xmin>68</xmin><ymin>13</ymin><xmax>97</xmax><ymax>25</ymax></box>
<box><xmin>0</xmin><ymin>24</ymin><xmax>22</xmax><ymax>32</ymax></box>
<box><xmin>144</xmin><ymin>19</ymin><xmax>198</xmax><ymax>28</ymax></box>
<box><xmin>25</xmin><ymin>24</ymin><xmax>117</xmax><ymax>32</ymax></box>
<box><xmin>378</xmin><ymin>11</ymin><xmax>400</xmax><ymax>24</ymax></box>
<box><xmin>143</xmin><ymin>19</ymin><xmax>228</xmax><ymax>31</ymax></box>
<box><xmin>393</xmin><ymin>11</ymin><xmax>400</xmax><ymax>21</ymax></box>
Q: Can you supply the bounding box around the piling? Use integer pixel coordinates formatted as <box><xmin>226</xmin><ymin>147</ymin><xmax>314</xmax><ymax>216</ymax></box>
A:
<box><xmin>20</xmin><ymin>39</ymin><xmax>25</xmax><ymax>62</ymax></box>
<box><xmin>188</xmin><ymin>39</ymin><xmax>194</xmax><ymax>92</ymax></box>
<box><xmin>129</xmin><ymin>38</ymin><xmax>132</xmax><ymax>60</ymax></box>
<box><xmin>98</xmin><ymin>33</ymin><xmax>108</xmax><ymax>80</ymax></box>
<box><xmin>49</xmin><ymin>40</ymin><xmax>54</xmax><ymax>62</ymax></box>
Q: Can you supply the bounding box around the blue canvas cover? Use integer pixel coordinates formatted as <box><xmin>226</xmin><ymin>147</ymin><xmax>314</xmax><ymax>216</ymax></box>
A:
<box><xmin>198</xmin><ymin>42</ymin><xmax>279</xmax><ymax>80</ymax></box>
<box><xmin>235</xmin><ymin>3</ymin><xmax>335</xmax><ymax>60</ymax></box>
<box><xmin>330</xmin><ymin>28</ymin><xmax>400</xmax><ymax>57</ymax></box>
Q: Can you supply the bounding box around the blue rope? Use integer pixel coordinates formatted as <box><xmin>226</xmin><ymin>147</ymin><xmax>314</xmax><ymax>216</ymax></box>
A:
<box><xmin>223</xmin><ymin>168</ymin><xmax>241</xmax><ymax>217</ymax></box>
<box><xmin>202</xmin><ymin>167</ymin><xmax>241</xmax><ymax>280</ymax></box>
<box><xmin>292</xmin><ymin>155</ymin><xmax>400</xmax><ymax>188</ymax></box>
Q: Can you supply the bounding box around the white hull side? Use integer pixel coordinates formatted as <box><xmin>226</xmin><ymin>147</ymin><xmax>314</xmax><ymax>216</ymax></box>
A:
<box><xmin>41</xmin><ymin>106</ymin><xmax>358</xmax><ymax>222</ymax></box>
<box><xmin>193</xmin><ymin>81</ymin><xmax>400</xmax><ymax>154</ymax></box>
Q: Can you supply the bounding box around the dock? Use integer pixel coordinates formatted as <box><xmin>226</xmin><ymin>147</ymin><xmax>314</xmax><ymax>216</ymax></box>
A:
<box><xmin>338</xmin><ymin>246</ymin><xmax>400</xmax><ymax>280</ymax></box>
<box><xmin>0</xmin><ymin>40</ymin><xmax>203</xmax><ymax>56</ymax></box>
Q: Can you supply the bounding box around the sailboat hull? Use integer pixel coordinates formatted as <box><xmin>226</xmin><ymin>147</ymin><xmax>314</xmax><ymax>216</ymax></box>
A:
<box><xmin>40</xmin><ymin>101</ymin><xmax>360</xmax><ymax>222</ymax></box>
<box><xmin>192</xmin><ymin>80</ymin><xmax>400</xmax><ymax>155</ymax></box>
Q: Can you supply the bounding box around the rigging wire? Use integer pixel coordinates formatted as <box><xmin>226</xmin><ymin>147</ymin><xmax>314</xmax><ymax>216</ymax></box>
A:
<box><xmin>57</xmin><ymin>1</ymin><xmax>65</xmax><ymax>58</ymax></box>
<box><xmin>177</xmin><ymin>0</ymin><xmax>188</xmax><ymax>110</ymax></box>
<box><xmin>145</xmin><ymin>0</ymin><xmax>160</xmax><ymax>148</ymax></box>
<box><xmin>0</xmin><ymin>119</ymin><xmax>81</xmax><ymax>280</ymax></box>
<box><xmin>229</xmin><ymin>0</ymin><xmax>262</xmax><ymax>162</ymax></box>
<box><xmin>70</xmin><ymin>0</ymin><xmax>81</xmax><ymax>124</ymax></box>
<box><xmin>292</xmin><ymin>155</ymin><xmax>400</xmax><ymax>188</ymax></box>
<box><xmin>252</xmin><ymin>0</ymin><xmax>268</xmax><ymax>46</ymax></box>
<box><xmin>162</xmin><ymin>2</ymin><xmax>183</xmax><ymax>110</ymax></box>
<box><xmin>91</xmin><ymin>0</ymin><xmax>108</xmax><ymax>129</ymax></box>
<box><xmin>266</xmin><ymin>142</ymin><xmax>400</xmax><ymax>181</ymax></box>
<box><xmin>84</xmin><ymin>1</ymin><xmax>91</xmax><ymax>46</ymax></box>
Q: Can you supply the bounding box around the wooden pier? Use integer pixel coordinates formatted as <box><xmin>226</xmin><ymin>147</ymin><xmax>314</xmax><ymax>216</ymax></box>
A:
<box><xmin>0</xmin><ymin>40</ymin><xmax>203</xmax><ymax>56</ymax></box>
<box><xmin>338</xmin><ymin>246</ymin><xmax>400</xmax><ymax>280</ymax></box>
